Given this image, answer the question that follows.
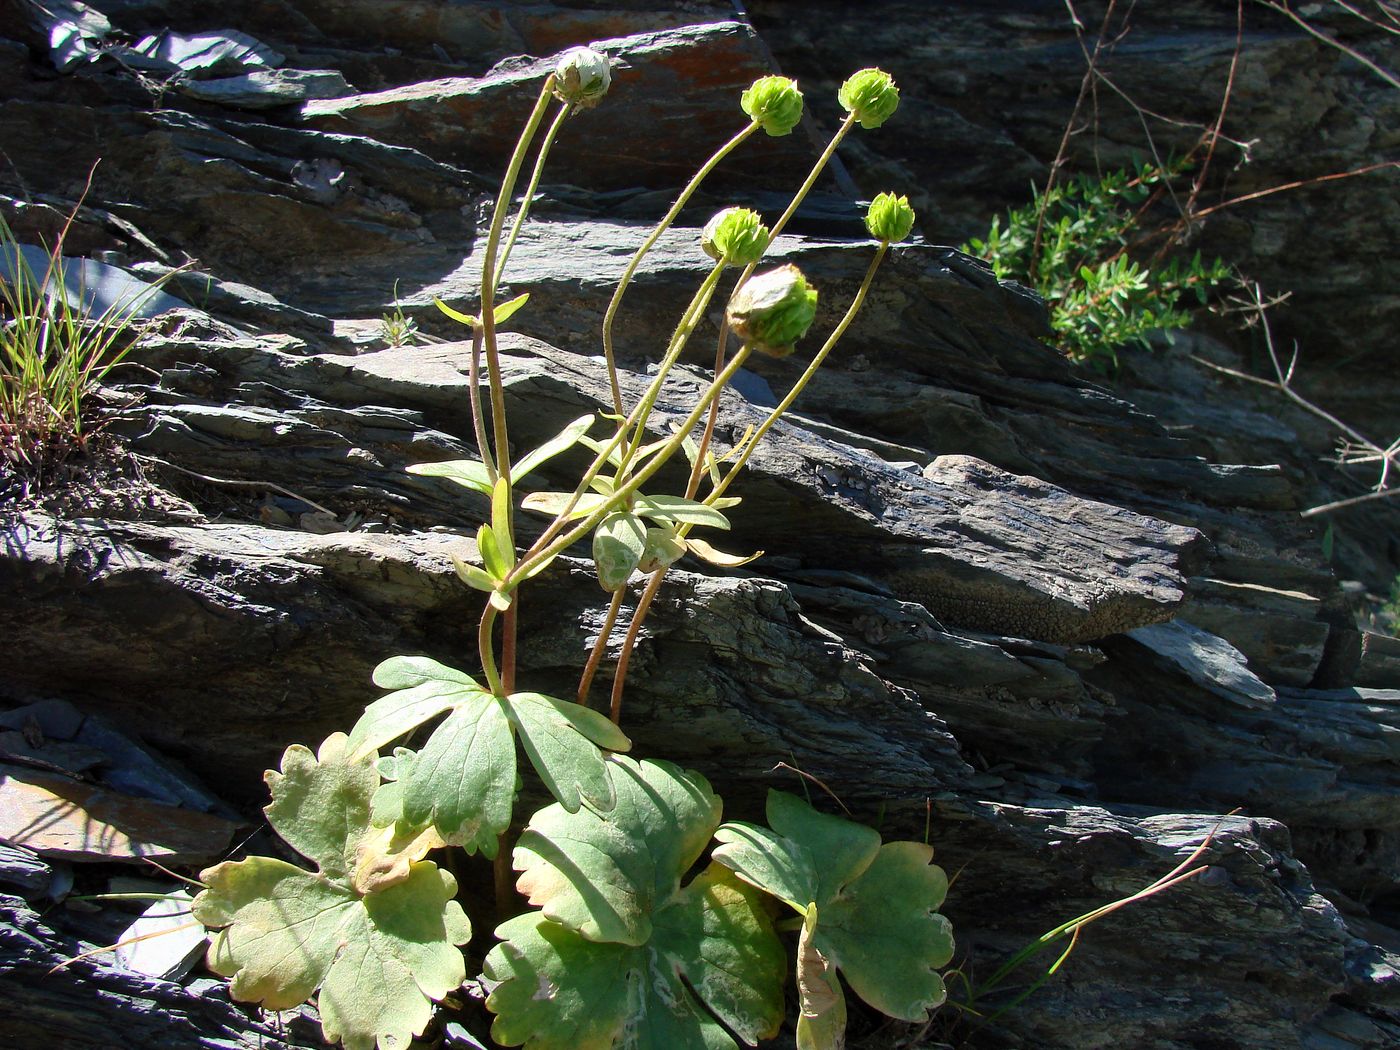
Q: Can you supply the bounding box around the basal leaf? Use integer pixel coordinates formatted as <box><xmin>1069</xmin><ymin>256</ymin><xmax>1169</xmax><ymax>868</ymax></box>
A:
<box><xmin>402</xmin><ymin>692</ymin><xmax>515</xmax><ymax>855</ymax></box>
<box><xmin>193</xmin><ymin>737</ymin><xmax>471</xmax><ymax>1050</ymax></box>
<box><xmin>197</xmin><ymin>856</ymin><xmax>355</xmax><ymax>1010</ymax></box>
<box><xmin>485</xmin><ymin>863</ymin><xmax>784</xmax><ymax>1050</ymax></box>
<box><xmin>264</xmin><ymin>734</ymin><xmax>377</xmax><ymax>881</ymax></box>
<box><xmin>714</xmin><ymin>791</ymin><xmax>954</xmax><ymax>1026</ymax></box>
<box><xmin>320</xmin><ymin>863</ymin><xmax>473</xmax><ymax>1050</ymax></box>
<box><xmin>405</xmin><ymin>458</ymin><xmax>493</xmax><ymax>496</ymax></box>
<box><xmin>508</xmin><ymin>691</ymin><xmax>631</xmax><ymax>813</ymax></box>
<box><xmin>593</xmin><ymin>511</ymin><xmax>646</xmax><ymax>591</ymax></box>
<box><xmin>634</xmin><ymin>494</ymin><xmax>730</xmax><ymax>530</ymax></box>
<box><xmin>348</xmin><ymin>657</ymin><xmax>488</xmax><ymax>761</ymax></box>
<box><xmin>512</xmin><ymin>757</ymin><xmax>722</xmax><ymax>945</ymax></box>
<box><xmin>817</xmin><ymin>841</ymin><xmax>953</xmax><ymax>1021</ymax></box>
<box><xmin>514</xmin><ymin>414</ymin><xmax>594</xmax><ymax>478</ymax></box>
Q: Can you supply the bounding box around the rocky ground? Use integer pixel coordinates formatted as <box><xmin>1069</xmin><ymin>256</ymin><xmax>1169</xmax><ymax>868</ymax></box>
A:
<box><xmin>1</xmin><ymin>2</ymin><xmax>1399</xmax><ymax>1049</ymax></box>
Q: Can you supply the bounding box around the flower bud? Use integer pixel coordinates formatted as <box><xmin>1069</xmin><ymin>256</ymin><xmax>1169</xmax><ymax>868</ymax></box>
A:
<box><xmin>740</xmin><ymin>75</ymin><xmax>804</xmax><ymax>137</ymax></box>
<box><xmin>553</xmin><ymin>46</ymin><xmax>611</xmax><ymax>109</ymax></box>
<box><xmin>725</xmin><ymin>264</ymin><xmax>818</xmax><ymax>358</ymax></box>
<box><xmin>865</xmin><ymin>192</ymin><xmax>916</xmax><ymax>243</ymax></box>
<box><xmin>701</xmin><ymin>207</ymin><xmax>770</xmax><ymax>266</ymax></box>
<box><xmin>838</xmin><ymin>67</ymin><xmax>899</xmax><ymax>129</ymax></box>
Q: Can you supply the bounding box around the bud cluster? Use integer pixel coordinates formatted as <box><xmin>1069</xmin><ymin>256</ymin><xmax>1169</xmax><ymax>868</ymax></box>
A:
<box><xmin>740</xmin><ymin>75</ymin><xmax>805</xmax><ymax>137</ymax></box>
<box><xmin>838</xmin><ymin>68</ymin><xmax>899</xmax><ymax>129</ymax></box>
<box><xmin>865</xmin><ymin>192</ymin><xmax>916</xmax><ymax>243</ymax></box>
<box><xmin>725</xmin><ymin>264</ymin><xmax>819</xmax><ymax>358</ymax></box>
<box><xmin>701</xmin><ymin>208</ymin><xmax>770</xmax><ymax>266</ymax></box>
<box><xmin>553</xmin><ymin>46</ymin><xmax>611</xmax><ymax>109</ymax></box>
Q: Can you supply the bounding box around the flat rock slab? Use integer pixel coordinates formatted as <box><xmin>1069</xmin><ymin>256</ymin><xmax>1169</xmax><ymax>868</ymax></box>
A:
<box><xmin>302</xmin><ymin>21</ymin><xmax>816</xmax><ymax>191</ymax></box>
<box><xmin>0</xmin><ymin>765</ymin><xmax>237</xmax><ymax>865</ymax></box>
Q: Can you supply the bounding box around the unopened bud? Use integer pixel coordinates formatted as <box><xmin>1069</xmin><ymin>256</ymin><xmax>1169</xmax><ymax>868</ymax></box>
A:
<box><xmin>865</xmin><ymin>192</ymin><xmax>915</xmax><ymax>243</ymax></box>
<box><xmin>702</xmin><ymin>207</ymin><xmax>770</xmax><ymax>266</ymax></box>
<box><xmin>740</xmin><ymin>75</ymin><xmax>804</xmax><ymax>137</ymax></box>
<box><xmin>553</xmin><ymin>46</ymin><xmax>611</xmax><ymax>109</ymax></box>
<box><xmin>838</xmin><ymin>68</ymin><xmax>899</xmax><ymax>129</ymax></box>
<box><xmin>725</xmin><ymin>264</ymin><xmax>818</xmax><ymax>358</ymax></box>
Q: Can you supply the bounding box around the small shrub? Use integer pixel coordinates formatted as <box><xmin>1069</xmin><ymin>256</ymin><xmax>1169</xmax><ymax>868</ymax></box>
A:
<box><xmin>964</xmin><ymin>162</ymin><xmax>1232</xmax><ymax>370</ymax></box>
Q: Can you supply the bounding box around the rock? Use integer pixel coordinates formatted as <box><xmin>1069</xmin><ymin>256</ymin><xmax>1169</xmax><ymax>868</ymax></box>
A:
<box><xmin>1124</xmin><ymin>618</ymin><xmax>1278</xmax><ymax>709</ymax></box>
<box><xmin>0</xmin><ymin>893</ymin><xmax>325</xmax><ymax>1048</ymax></box>
<box><xmin>122</xmin><ymin>28</ymin><xmax>283</xmax><ymax>76</ymax></box>
<box><xmin>0</xmin><ymin>845</ymin><xmax>53</xmax><ymax>898</ymax></box>
<box><xmin>302</xmin><ymin>21</ymin><xmax>816</xmax><ymax>193</ymax></box>
<box><xmin>181</xmin><ymin>69</ymin><xmax>355</xmax><ymax>109</ymax></box>
<box><xmin>0</xmin><ymin>765</ymin><xmax>238</xmax><ymax>865</ymax></box>
<box><xmin>114</xmin><ymin>890</ymin><xmax>206</xmax><ymax>981</ymax></box>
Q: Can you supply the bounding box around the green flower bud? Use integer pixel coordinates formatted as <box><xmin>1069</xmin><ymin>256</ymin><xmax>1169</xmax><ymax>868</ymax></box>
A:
<box><xmin>553</xmin><ymin>46</ymin><xmax>611</xmax><ymax>109</ymax></box>
<box><xmin>865</xmin><ymin>192</ymin><xmax>916</xmax><ymax>243</ymax></box>
<box><xmin>838</xmin><ymin>67</ymin><xmax>899</xmax><ymax>129</ymax></box>
<box><xmin>740</xmin><ymin>75</ymin><xmax>804</xmax><ymax>137</ymax></box>
<box><xmin>725</xmin><ymin>264</ymin><xmax>818</xmax><ymax>358</ymax></box>
<box><xmin>701</xmin><ymin>207</ymin><xmax>770</xmax><ymax>266</ymax></box>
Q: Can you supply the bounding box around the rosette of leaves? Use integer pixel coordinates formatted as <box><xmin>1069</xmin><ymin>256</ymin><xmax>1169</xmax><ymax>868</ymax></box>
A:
<box><xmin>713</xmin><ymin>790</ymin><xmax>954</xmax><ymax>1049</ymax></box>
<box><xmin>346</xmin><ymin>656</ymin><xmax>631</xmax><ymax>854</ymax></box>
<box><xmin>484</xmin><ymin>757</ymin><xmax>787</xmax><ymax>1050</ymax></box>
<box><xmin>192</xmin><ymin>734</ymin><xmax>471</xmax><ymax>1050</ymax></box>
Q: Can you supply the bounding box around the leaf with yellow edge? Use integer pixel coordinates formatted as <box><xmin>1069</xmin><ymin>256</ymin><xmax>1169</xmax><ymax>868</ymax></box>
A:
<box><xmin>485</xmin><ymin>759</ymin><xmax>785</xmax><ymax>1050</ymax></box>
<box><xmin>192</xmin><ymin>734</ymin><xmax>470</xmax><ymax>1050</ymax></box>
<box><xmin>713</xmin><ymin>790</ymin><xmax>954</xmax><ymax>1027</ymax></box>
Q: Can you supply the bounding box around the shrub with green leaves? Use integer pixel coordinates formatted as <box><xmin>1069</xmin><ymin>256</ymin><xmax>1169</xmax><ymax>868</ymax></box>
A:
<box><xmin>192</xmin><ymin>54</ymin><xmax>949</xmax><ymax>1050</ymax></box>
<box><xmin>963</xmin><ymin>162</ymin><xmax>1232</xmax><ymax>370</ymax></box>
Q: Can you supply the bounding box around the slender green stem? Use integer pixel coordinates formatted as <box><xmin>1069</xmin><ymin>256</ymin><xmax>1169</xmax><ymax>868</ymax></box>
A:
<box><xmin>494</xmin><ymin>102</ymin><xmax>573</xmax><ymax>291</ymax></box>
<box><xmin>600</xmin><ymin>122</ymin><xmax>760</xmax><ymax>415</ymax></box>
<box><xmin>480</xmin><ymin>76</ymin><xmax>557</xmax><ymax>482</ymax></box>
<box><xmin>603</xmin><ymin>117</ymin><xmax>864</xmax><ymax>716</ymax></box>
<box><xmin>479</xmin><ymin>603</ymin><xmax>504</xmax><ymax>696</ymax></box>
<box><xmin>509</xmin><ymin>342</ymin><xmax>757</xmax><ymax>587</ymax></box>
<box><xmin>614</xmin><ymin>260</ymin><xmax>728</xmax><ymax>476</ymax></box>
<box><xmin>521</xmin><ymin>260</ymin><xmax>729</xmax><ymax>561</ymax></box>
<box><xmin>706</xmin><ymin>243</ymin><xmax>888</xmax><ymax>505</ymax></box>
<box><xmin>467</xmin><ymin>325</ymin><xmax>497</xmax><ymax>484</ymax></box>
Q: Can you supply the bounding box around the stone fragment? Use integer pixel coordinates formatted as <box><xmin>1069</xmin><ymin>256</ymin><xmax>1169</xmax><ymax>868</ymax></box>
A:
<box><xmin>0</xmin><ymin>765</ymin><xmax>237</xmax><ymax>865</ymax></box>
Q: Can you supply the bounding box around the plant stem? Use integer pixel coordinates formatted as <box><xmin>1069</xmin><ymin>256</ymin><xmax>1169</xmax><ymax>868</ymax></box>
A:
<box><xmin>480</xmin><ymin>76</ymin><xmax>557</xmax><ymax>482</ymax></box>
<box><xmin>609</xmin><ymin>568</ymin><xmax>664</xmax><ymax>724</ymax></box>
<box><xmin>601</xmin><ymin>121</ymin><xmax>760</xmax><ymax>415</ymax></box>
<box><xmin>522</xmin><ymin>261</ymin><xmax>728</xmax><ymax>560</ymax></box>
<box><xmin>468</xmin><ymin>324</ymin><xmax>497</xmax><ymax>484</ymax></box>
<box><xmin>577</xmin><ymin>587</ymin><xmax>625</xmax><ymax>705</ymax></box>
<box><xmin>494</xmin><ymin>102</ymin><xmax>573</xmax><ymax>291</ymax></box>
<box><xmin>614</xmin><ymin>261</ymin><xmax>728</xmax><ymax>475</ymax></box>
<box><xmin>509</xmin><ymin>342</ymin><xmax>758</xmax><ymax>586</ymax></box>
<box><xmin>707</xmin><ymin>243</ymin><xmax>888</xmax><ymax>505</ymax></box>
<box><xmin>479</xmin><ymin>603</ymin><xmax>504</xmax><ymax>696</ymax></box>
<box><xmin>501</xmin><ymin>601</ymin><xmax>518</xmax><ymax>694</ymax></box>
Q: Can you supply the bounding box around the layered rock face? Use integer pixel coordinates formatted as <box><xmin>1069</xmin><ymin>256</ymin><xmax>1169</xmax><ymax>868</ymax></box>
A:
<box><xmin>1</xmin><ymin>3</ymin><xmax>1398</xmax><ymax>1049</ymax></box>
